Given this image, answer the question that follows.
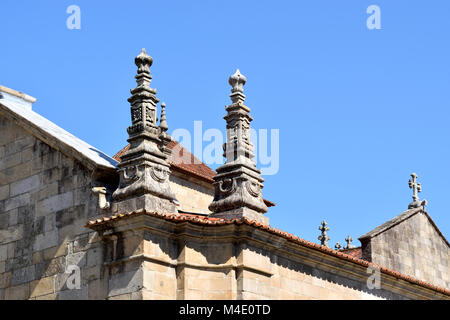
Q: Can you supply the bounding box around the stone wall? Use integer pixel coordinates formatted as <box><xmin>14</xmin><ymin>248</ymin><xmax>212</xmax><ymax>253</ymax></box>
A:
<box><xmin>362</xmin><ymin>212</ymin><xmax>449</xmax><ymax>289</ymax></box>
<box><xmin>169</xmin><ymin>173</ymin><xmax>213</xmax><ymax>214</ymax></box>
<box><xmin>0</xmin><ymin>115</ymin><xmax>108</xmax><ymax>299</ymax></box>
<box><xmin>91</xmin><ymin>214</ymin><xmax>449</xmax><ymax>300</ymax></box>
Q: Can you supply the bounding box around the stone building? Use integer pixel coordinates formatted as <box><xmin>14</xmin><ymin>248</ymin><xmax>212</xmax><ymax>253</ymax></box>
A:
<box><xmin>0</xmin><ymin>50</ymin><xmax>448</xmax><ymax>300</ymax></box>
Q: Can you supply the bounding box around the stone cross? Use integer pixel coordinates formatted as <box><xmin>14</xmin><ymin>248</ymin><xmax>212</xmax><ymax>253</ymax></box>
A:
<box><xmin>344</xmin><ymin>235</ymin><xmax>354</xmax><ymax>249</ymax></box>
<box><xmin>409</xmin><ymin>173</ymin><xmax>421</xmax><ymax>203</ymax></box>
<box><xmin>408</xmin><ymin>173</ymin><xmax>427</xmax><ymax>209</ymax></box>
<box><xmin>335</xmin><ymin>243</ymin><xmax>342</xmax><ymax>250</ymax></box>
<box><xmin>318</xmin><ymin>220</ymin><xmax>330</xmax><ymax>247</ymax></box>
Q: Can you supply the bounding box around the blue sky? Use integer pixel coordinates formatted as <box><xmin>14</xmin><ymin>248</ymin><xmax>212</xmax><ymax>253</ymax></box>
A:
<box><xmin>2</xmin><ymin>0</ymin><xmax>450</xmax><ymax>246</ymax></box>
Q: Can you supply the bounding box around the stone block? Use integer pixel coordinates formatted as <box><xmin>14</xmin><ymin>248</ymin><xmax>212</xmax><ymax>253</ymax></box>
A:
<box><xmin>10</xmin><ymin>174</ymin><xmax>39</xmax><ymax>197</ymax></box>
<box><xmin>108</xmin><ymin>268</ymin><xmax>143</xmax><ymax>297</ymax></box>
<box><xmin>35</xmin><ymin>256</ymin><xmax>66</xmax><ymax>278</ymax></box>
<box><xmin>0</xmin><ymin>272</ymin><xmax>11</xmax><ymax>289</ymax></box>
<box><xmin>58</xmin><ymin>286</ymin><xmax>88</xmax><ymax>300</ymax></box>
<box><xmin>0</xmin><ymin>152</ymin><xmax>21</xmax><ymax>170</ymax></box>
<box><xmin>0</xmin><ymin>212</ymin><xmax>8</xmax><ymax>229</ymax></box>
<box><xmin>5</xmin><ymin>283</ymin><xmax>29</xmax><ymax>300</ymax></box>
<box><xmin>12</xmin><ymin>265</ymin><xmax>36</xmax><ymax>286</ymax></box>
<box><xmin>0</xmin><ymin>185</ymin><xmax>9</xmax><ymax>201</ymax></box>
<box><xmin>36</xmin><ymin>191</ymin><xmax>73</xmax><ymax>217</ymax></box>
<box><xmin>8</xmin><ymin>208</ymin><xmax>18</xmax><ymax>226</ymax></box>
<box><xmin>43</xmin><ymin>244</ymin><xmax>68</xmax><ymax>260</ymax></box>
<box><xmin>4</xmin><ymin>193</ymin><xmax>30</xmax><ymax>212</ymax></box>
<box><xmin>86</xmin><ymin>247</ymin><xmax>102</xmax><ymax>268</ymax></box>
<box><xmin>2</xmin><ymin>162</ymin><xmax>32</xmax><ymax>185</ymax></box>
<box><xmin>55</xmin><ymin>204</ymin><xmax>85</xmax><ymax>229</ymax></box>
<box><xmin>88</xmin><ymin>278</ymin><xmax>108</xmax><ymax>300</ymax></box>
<box><xmin>0</xmin><ymin>225</ymin><xmax>23</xmax><ymax>244</ymax></box>
<box><xmin>30</xmin><ymin>276</ymin><xmax>54</xmax><ymax>298</ymax></box>
<box><xmin>33</xmin><ymin>230</ymin><xmax>58</xmax><ymax>251</ymax></box>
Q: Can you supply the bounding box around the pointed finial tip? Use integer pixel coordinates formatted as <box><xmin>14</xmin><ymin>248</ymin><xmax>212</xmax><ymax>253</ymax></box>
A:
<box><xmin>135</xmin><ymin>48</ymin><xmax>153</xmax><ymax>69</ymax></box>
<box><xmin>161</xmin><ymin>102</ymin><xmax>166</xmax><ymax>108</ymax></box>
<box><xmin>229</xmin><ymin>68</ymin><xmax>247</xmax><ymax>94</ymax></box>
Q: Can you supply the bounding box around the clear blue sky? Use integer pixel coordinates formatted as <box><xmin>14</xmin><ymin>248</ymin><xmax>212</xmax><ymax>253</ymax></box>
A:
<box><xmin>2</xmin><ymin>0</ymin><xmax>450</xmax><ymax>246</ymax></box>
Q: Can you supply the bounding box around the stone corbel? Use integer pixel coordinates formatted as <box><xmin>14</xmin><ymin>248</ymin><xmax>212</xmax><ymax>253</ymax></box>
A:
<box><xmin>92</xmin><ymin>186</ymin><xmax>111</xmax><ymax>210</ymax></box>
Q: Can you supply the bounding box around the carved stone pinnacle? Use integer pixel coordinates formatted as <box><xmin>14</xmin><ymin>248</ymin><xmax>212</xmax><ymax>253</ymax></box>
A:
<box><xmin>209</xmin><ymin>69</ymin><xmax>268</xmax><ymax>224</ymax></box>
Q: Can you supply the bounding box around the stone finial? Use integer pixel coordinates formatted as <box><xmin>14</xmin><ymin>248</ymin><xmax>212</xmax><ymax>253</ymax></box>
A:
<box><xmin>134</xmin><ymin>48</ymin><xmax>154</xmax><ymax>88</ymax></box>
<box><xmin>318</xmin><ymin>220</ymin><xmax>330</xmax><ymax>247</ymax></box>
<box><xmin>112</xmin><ymin>49</ymin><xmax>177</xmax><ymax>213</ymax></box>
<box><xmin>208</xmin><ymin>69</ymin><xmax>268</xmax><ymax>224</ymax></box>
<box><xmin>335</xmin><ymin>243</ymin><xmax>342</xmax><ymax>250</ymax></box>
<box><xmin>344</xmin><ymin>235</ymin><xmax>354</xmax><ymax>249</ymax></box>
<box><xmin>159</xmin><ymin>102</ymin><xmax>168</xmax><ymax>132</ymax></box>
<box><xmin>408</xmin><ymin>173</ymin><xmax>427</xmax><ymax>209</ymax></box>
<box><xmin>229</xmin><ymin>69</ymin><xmax>247</xmax><ymax>94</ymax></box>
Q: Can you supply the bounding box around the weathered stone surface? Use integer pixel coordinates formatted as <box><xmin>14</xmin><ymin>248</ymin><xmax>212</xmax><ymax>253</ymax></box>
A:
<box><xmin>109</xmin><ymin>269</ymin><xmax>144</xmax><ymax>297</ymax></box>
<box><xmin>4</xmin><ymin>283</ymin><xmax>29</xmax><ymax>300</ymax></box>
<box><xmin>12</xmin><ymin>265</ymin><xmax>35</xmax><ymax>286</ymax></box>
<box><xmin>112</xmin><ymin>49</ymin><xmax>177</xmax><ymax>214</ymax></box>
<box><xmin>209</xmin><ymin>69</ymin><xmax>268</xmax><ymax>224</ymax></box>
<box><xmin>10</xmin><ymin>175</ymin><xmax>39</xmax><ymax>197</ymax></box>
<box><xmin>0</xmin><ymin>185</ymin><xmax>9</xmax><ymax>201</ymax></box>
<box><xmin>360</xmin><ymin>209</ymin><xmax>450</xmax><ymax>289</ymax></box>
<box><xmin>30</xmin><ymin>276</ymin><xmax>54</xmax><ymax>298</ymax></box>
<box><xmin>0</xmin><ymin>116</ymin><xmax>109</xmax><ymax>300</ymax></box>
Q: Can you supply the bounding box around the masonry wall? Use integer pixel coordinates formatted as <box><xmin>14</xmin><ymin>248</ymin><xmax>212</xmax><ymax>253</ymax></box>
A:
<box><xmin>136</xmin><ymin>226</ymin><xmax>429</xmax><ymax>300</ymax></box>
<box><xmin>363</xmin><ymin>212</ymin><xmax>449</xmax><ymax>289</ymax></box>
<box><xmin>169</xmin><ymin>173</ymin><xmax>213</xmax><ymax>214</ymax></box>
<box><xmin>0</xmin><ymin>115</ymin><xmax>107</xmax><ymax>299</ymax></box>
<box><xmin>99</xmin><ymin>216</ymin><xmax>448</xmax><ymax>300</ymax></box>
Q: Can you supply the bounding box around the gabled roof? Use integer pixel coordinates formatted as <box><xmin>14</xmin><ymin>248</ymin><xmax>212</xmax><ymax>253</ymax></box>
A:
<box><xmin>114</xmin><ymin>143</ymin><xmax>276</xmax><ymax>208</ymax></box>
<box><xmin>359</xmin><ymin>207</ymin><xmax>450</xmax><ymax>247</ymax></box>
<box><xmin>0</xmin><ymin>98</ymin><xmax>118</xmax><ymax>172</ymax></box>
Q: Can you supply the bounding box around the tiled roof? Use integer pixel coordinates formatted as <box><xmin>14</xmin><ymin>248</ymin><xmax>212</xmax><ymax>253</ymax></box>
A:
<box><xmin>86</xmin><ymin>210</ymin><xmax>450</xmax><ymax>296</ymax></box>
<box><xmin>341</xmin><ymin>247</ymin><xmax>362</xmax><ymax>259</ymax></box>
<box><xmin>113</xmin><ymin>142</ymin><xmax>276</xmax><ymax>208</ymax></box>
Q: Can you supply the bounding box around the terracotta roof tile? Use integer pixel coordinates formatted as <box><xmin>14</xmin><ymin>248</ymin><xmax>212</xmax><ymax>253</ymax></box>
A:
<box><xmin>86</xmin><ymin>210</ymin><xmax>449</xmax><ymax>296</ymax></box>
<box><xmin>340</xmin><ymin>247</ymin><xmax>363</xmax><ymax>259</ymax></box>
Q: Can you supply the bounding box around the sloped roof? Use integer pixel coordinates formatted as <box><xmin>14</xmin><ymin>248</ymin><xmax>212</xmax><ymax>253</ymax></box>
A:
<box><xmin>86</xmin><ymin>210</ymin><xmax>450</xmax><ymax>296</ymax></box>
<box><xmin>114</xmin><ymin>141</ymin><xmax>216</xmax><ymax>183</ymax></box>
<box><xmin>114</xmin><ymin>143</ymin><xmax>276</xmax><ymax>208</ymax></box>
<box><xmin>359</xmin><ymin>207</ymin><xmax>449</xmax><ymax>247</ymax></box>
<box><xmin>340</xmin><ymin>247</ymin><xmax>362</xmax><ymax>259</ymax></box>
<box><xmin>0</xmin><ymin>98</ymin><xmax>118</xmax><ymax>172</ymax></box>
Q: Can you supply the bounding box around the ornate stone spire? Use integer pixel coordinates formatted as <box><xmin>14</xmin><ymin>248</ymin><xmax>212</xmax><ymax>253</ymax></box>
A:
<box><xmin>208</xmin><ymin>69</ymin><xmax>268</xmax><ymax>224</ymax></box>
<box><xmin>318</xmin><ymin>220</ymin><xmax>330</xmax><ymax>247</ymax></box>
<box><xmin>408</xmin><ymin>173</ymin><xmax>427</xmax><ymax>209</ymax></box>
<box><xmin>112</xmin><ymin>49</ymin><xmax>177</xmax><ymax>213</ymax></box>
<box><xmin>344</xmin><ymin>235</ymin><xmax>354</xmax><ymax>249</ymax></box>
